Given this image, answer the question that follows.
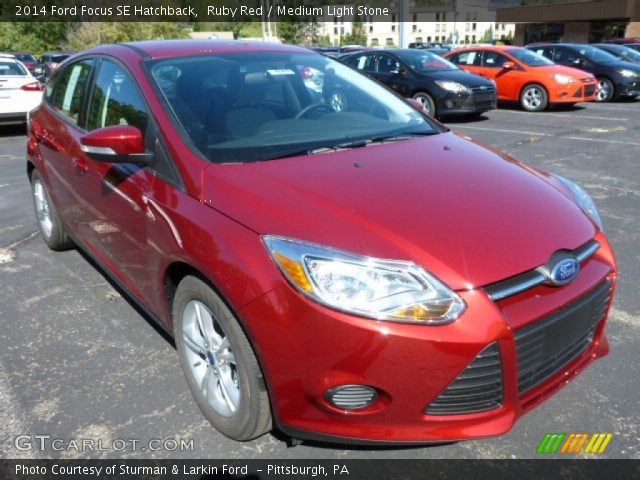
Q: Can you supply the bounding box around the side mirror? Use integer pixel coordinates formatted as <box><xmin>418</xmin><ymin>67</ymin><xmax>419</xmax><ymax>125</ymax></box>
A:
<box><xmin>80</xmin><ymin>125</ymin><xmax>152</xmax><ymax>165</ymax></box>
<box><xmin>502</xmin><ymin>61</ymin><xmax>516</xmax><ymax>70</ymax></box>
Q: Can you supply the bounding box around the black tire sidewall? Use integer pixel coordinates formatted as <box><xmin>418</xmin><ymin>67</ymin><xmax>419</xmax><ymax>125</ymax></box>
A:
<box><xmin>30</xmin><ymin>170</ymin><xmax>72</xmax><ymax>251</ymax></box>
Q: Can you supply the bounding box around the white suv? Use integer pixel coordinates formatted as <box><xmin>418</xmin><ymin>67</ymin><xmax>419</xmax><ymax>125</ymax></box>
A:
<box><xmin>0</xmin><ymin>53</ymin><xmax>44</xmax><ymax>126</ymax></box>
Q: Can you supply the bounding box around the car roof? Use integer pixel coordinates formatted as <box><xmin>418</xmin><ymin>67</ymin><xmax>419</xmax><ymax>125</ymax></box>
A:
<box><xmin>90</xmin><ymin>40</ymin><xmax>312</xmax><ymax>60</ymax></box>
<box><xmin>0</xmin><ymin>53</ymin><xmax>16</xmax><ymax>59</ymax></box>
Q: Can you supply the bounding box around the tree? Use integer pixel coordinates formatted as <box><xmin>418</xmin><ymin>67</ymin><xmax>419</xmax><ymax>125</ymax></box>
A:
<box><xmin>340</xmin><ymin>15</ymin><xmax>366</xmax><ymax>46</ymax></box>
<box><xmin>0</xmin><ymin>22</ymin><xmax>76</xmax><ymax>55</ymax></box>
<box><xmin>278</xmin><ymin>21</ymin><xmax>319</xmax><ymax>45</ymax></box>
<box><xmin>482</xmin><ymin>26</ymin><xmax>494</xmax><ymax>43</ymax></box>
<box><xmin>64</xmin><ymin>23</ymin><xmax>190</xmax><ymax>51</ymax></box>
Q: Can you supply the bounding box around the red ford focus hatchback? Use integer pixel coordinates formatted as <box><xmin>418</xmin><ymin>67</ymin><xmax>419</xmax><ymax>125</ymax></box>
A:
<box><xmin>27</xmin><ymin>40</ymin><xmax>616</xmax><ymax>444</ymax></box>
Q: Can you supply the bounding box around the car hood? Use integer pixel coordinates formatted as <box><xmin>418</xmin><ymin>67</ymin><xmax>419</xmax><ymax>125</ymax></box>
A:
<box><xmin>538</xmin><ymin>64</ymin><xmax>594</xmax><ymax>79</ymax></box>
<box><xmin>418</xmin><ymin>68</ymin><xmax>493</xmax><ymax>87</ymax></box>
<box><xmin>202</xmin><ymin>131</ymin><xmax>595</xmax><ymax>290</ymax></box>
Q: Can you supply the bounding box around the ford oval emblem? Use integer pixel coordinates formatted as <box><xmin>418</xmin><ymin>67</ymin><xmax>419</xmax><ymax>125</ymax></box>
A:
<box><xmin>549</xmin><ymin>258</ymin><xmax>580</xmax><ymax>286</ymax></box>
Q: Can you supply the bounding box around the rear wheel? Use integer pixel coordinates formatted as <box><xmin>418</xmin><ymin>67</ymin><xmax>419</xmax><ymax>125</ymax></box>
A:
<box><xmin>595</xmin><ymin>77</ymin><xmax>614</xmax><ymax>102</ymax></box>
<box><xmin>30</xmin><ymin>170</ymin><xmax>73</xmax><ymax>251</ymax></box>
<box><xmin>412</xmin><ymin>92</ymin><xmax>436</xmax><ymax>116</ymax></box>
<box><xmin>520</xmin><ymin>84</ymin><xmax>548</xmax><ymax>111</ymax></box>
<box><xmin>173</xmin><ymin>276</ymin><xmax>272</xmax><ymax>441</ymax></box>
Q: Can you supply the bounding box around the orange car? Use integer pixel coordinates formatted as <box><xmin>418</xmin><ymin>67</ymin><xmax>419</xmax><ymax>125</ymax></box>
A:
<box><xmin>445</xmin><ymin>46</ymin><xmax>597</xmax><ymax>111</ymax></box>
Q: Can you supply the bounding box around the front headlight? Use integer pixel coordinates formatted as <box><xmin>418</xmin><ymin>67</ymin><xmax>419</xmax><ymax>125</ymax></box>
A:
<box><xmin>617</xmin><ymin>69</ymin><xmax>638</xmax><ymax>78</ymax></box>
<box><xmin>553</xmin><ymin>74</ymin><xmax>577</xmax><ymax>85</ymax></box>
<box><xmin>435</xmin><ymin>80</ymin><xmax>471</xmax><ymax>94</ymax></box>
<box><xmin>263</xmin><ymin>236</ymin><xmax>466</xmax><ymax>324</ymax></box>
<box><xmin>553</xmin><ymin>175</ymin><xmax>603</xmax><ymax>230</ymax></box>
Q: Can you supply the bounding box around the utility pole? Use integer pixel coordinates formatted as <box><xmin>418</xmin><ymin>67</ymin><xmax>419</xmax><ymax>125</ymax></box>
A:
<box><xmin>398</xmin><ymin>0</ymin><xmax>410</xmax><ymax>48</ymax></box>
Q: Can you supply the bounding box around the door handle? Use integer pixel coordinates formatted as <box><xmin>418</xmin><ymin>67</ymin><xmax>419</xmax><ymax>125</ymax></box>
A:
<box><xmin>72</xmin><ymin>157</ymin><xmax>89</xmax><ymax>176</ymax></box>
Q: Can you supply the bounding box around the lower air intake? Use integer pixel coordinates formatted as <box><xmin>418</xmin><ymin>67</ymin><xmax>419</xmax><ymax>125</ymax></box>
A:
<box><xmin>325</xmin><ymin>385</ymin><xmax>377</xmax><ymax>410</ymax></box>
<box><xmin>426</xmin><ymin>342</ymin><xmax>503</xmax><ymax>415</ymax></box>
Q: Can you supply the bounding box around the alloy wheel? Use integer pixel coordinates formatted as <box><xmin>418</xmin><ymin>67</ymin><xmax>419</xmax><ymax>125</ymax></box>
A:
<box><xmin>33</xmin><ymin>179</ymin><xmax>53</xmax><ymax>239</ymax></box>
<box><xmin>523</xmin><ymin>87</ymin><xmax>543</xmax><ymax>110</ymax></box>
<box><xmin>413</xmin><ymin>94</ymin><xmax>433</xmax><ymax>114</ymax></box>
<box><xmin>182</xmin><ymin>300</ymin><xmax>240</xmax><ymax>417</ymax></box>
<box><xmin>596</xmin><ymin>79</ymin><xmax>612</xmax><ymax>102</ymax></box>
<box><xmin>329</xmin><ymin>91</ymin><xmax>347</xmax><ymax>112</ymax></box>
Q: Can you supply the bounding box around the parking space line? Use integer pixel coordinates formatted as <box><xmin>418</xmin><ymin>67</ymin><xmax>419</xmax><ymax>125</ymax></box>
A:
<box><xmin>492</xmin><ymin>110</ymin><xmax>626</xmax><ymax>121</ymax></box>
<box><xmin>454</xmin><ymin>125</ymin><xmax>552</xmax><ymax>136</ymax></box>
<box><xmin>567</xmin><ymin>136</ymin><xmax>640</xmax><ymax>147</ymax></box>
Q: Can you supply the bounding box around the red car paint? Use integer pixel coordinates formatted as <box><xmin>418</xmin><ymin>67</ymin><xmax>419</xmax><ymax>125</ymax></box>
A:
<box><xmin>27</xmin><ymin>40</ymin><xmax>616</xmax><ymax>444</ymax></box>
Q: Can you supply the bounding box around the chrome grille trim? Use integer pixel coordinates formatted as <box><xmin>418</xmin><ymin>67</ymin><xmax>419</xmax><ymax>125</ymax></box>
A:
<box><xmin>484</xmin><ymin>239</ymin><xmax>600</xmax><ymax>302</ymax></box>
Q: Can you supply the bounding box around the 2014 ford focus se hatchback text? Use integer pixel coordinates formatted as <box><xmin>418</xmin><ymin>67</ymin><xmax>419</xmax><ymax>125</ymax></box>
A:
<box><xmin>27</xmin><ymin>40</ymin><xmax>616</xmax><ymax>444</ymax></box>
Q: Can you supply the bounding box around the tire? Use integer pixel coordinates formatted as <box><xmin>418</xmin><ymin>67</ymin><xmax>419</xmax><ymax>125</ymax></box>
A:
<box><xmin>519</xmin><ymin>84</ymin><xmax>548</xmax><ymax>112</ymax></box>
<box><xmin>30</xmin><ymin>170</ymin><xmax>74</xmax><ymax>251</ymax></box>
<box><xmin>173</xmin><ymin>275</ymin><xmax>272</xmax><ymax>441</ymax></box>
<box><xmin>327</xmin><ymin>89</ymin><xmax>348</xmax><ymax>112</ymax></box>
<box><xmin>412</xmin><ymin>91</ymin><xmax>436</xmax><ymax>116</ymax></box>
<box><xmin>595</xmin><ymin>77</ymin><xmax>614</xmax><ymax>102</ymax></box>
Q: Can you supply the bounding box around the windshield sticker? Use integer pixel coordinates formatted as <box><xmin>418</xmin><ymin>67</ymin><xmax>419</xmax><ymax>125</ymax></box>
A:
<box><xmin>267</xmin><ymin>69</ymin><xmax>295</xmax><ymax>76</ymax></box>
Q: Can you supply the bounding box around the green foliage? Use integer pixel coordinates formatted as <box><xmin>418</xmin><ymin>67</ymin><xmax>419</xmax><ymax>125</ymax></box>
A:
<box><xmin>482</xmin><ymin>26</ymin><xmax>494</xmax><ymax>42</ymax></box>
<box><xmin>340</xmin><ymin>15</ymin><xmax>366</xmax><ymax>46</ymax></box>
<box><xmin>0</xmin><ymin>22</ymin><xmax>75</xmax><ymax>55</ymax></box>
<box><xmin>278</xmin><ymin>21</ymin><xmax>320</xmax><ymax>45</ymax></box>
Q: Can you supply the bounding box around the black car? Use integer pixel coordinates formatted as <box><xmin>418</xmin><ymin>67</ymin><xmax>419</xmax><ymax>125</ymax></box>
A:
<box><xmin>622</xmin><ymin>43</ymin><xmax>640</xmax><ymax>53</ymax></box>
<box><xmin>340</xmin><ymin>49</ymin><xmax>496</xmax><ymax>117</ymax></box>
<box><xmin>527</xmin><ymin>43</ymin><xmax>640</xmax><ymax>101</ymax></box>
<box><xmin>592</xmin><ymin>43</ymin><xmax>640</xmax><ymax>65</ymax></box>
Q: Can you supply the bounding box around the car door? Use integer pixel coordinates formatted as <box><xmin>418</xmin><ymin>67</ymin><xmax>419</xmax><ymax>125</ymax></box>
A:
<box><xmin>552</xmin><ymin>47</ymin><xmax>590</xmax><ymax>71</ymax></box>
<box><xmin>64</xmin><ymin>58</ymin><xmax>160</xmax><ymax>303</ymax></box>
<box><xmin>32</xmin><ymin>58</ymin><xmax>95</xmax><ymax>222</ymax></box>
<box><xmin>347</xmin><ymin>52</ymin><xmax>376</xmax><ymax>79</ymax></box>
<box><xmin>372</xmin><ymin>54</ymin><xmax>413</xmax><ymax>96</ymax></box>
<box><xmin>479</xmin><ymin>51</ymin><xmax>526</xmax><ymax>100</ymax></box>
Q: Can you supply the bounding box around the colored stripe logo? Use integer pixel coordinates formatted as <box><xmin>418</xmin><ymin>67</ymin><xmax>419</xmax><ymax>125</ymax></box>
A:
<box><xmin>537</xmin><ymin>433</ymin><xmax>612</xmax><ymax>454</ymax></box>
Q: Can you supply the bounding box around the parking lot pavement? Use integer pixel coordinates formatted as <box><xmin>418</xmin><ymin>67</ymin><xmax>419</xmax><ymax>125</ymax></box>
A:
<box><xmin>1</xmin><ymin>101</ymin><xmax>639</xmax><ymax>460</ymax></box>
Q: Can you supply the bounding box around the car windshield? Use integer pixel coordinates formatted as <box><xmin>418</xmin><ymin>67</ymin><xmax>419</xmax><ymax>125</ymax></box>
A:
<box><xmin>149</xmin><ymin>52</ymin><xmax>441</xmax><ymax>163</ymax></box>
<box><xmin>604</xmin><ymin>45</ymin><xmax>640</xmax><ymax>62</ymax></box>
<box><xmin>576</xmin><ymin>46</ymin><xmax>619</xmax><ymax>63</ymax></box>
<box><xmin>15</xmin><ymin>54</ymin><xmax>36</xmax><ymax>62</ymax></box>
<box><xmin>0</xmin><ymin>61</ymin><xmax>27</xmax><ymax>76</ymax></box>
<box><xmin>508</xmin><ymin>48</ymin><xmax>554</xmax><ymax>66</ymax></box>
<box><xmin>395</xmin><ymin>50</ymin><xmax>459</xmax><ymax>71</ymax></box>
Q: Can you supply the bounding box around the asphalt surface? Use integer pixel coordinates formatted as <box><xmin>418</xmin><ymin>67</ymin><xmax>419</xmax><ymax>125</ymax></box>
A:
<box><xmin>0</xmin><ymin>101</ymin><xmax>639</xmax><ymax>460</ymax></box>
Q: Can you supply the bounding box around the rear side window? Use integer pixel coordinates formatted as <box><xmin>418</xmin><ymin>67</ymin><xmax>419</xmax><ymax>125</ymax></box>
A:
<box><xmin>86</xmin><ymin>59</ymin><xmax>149</xmax><ymax>134</ymax></box>
<box><xmin>532</xmin><ymin>48</ymin><xmax>553</xmax><ymax>60</ymax></box>
<box><xmin>351</xmin><ymin>54</ymin><xmax>374</xmax><ymax>72</ymax></box>
<box><xmin>0</xmin><ymin>61</ymin><xmax>27</xmax><ymax>76</ymax></box>
<box><xmin>481</xmin><ymin>51</ymin><xmax>509</xmax><ymax>68</ymax></box>
<box><xmin>375</xmin><ymin>55</ymin><xmax>401</xmax><ymax>74</ymax></box>
<box><xmin>553</xmin><ymin>48</ymin><xmax>581</xmax><ymax>64</ymax></box>
<box><xmin>49</xmin><ymin>59</ymin><xmax>94</xmax><ymax>126</ymax></box>
<box><xmin>450</xmin><ymin>51</ymin><xmax>478</xmax><ymax>65</ymax></box>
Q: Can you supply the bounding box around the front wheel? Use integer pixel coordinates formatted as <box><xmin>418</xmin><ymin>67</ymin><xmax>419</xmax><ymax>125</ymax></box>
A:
<box><xmin>520</xmin><ymin>84</ymin><xmax>548</xmax><ymax>111</ymax></box>
<box><xmin>412</xmin><ymin>92</ymin><xmax>436</xmax><ymax>116</ymax></box>
<box><xmin>173</xmin><ymin>276</ymin><xmax>272</xmax><ymax>441</ymax></box>
<box><xmin>595</xmin><ymin>78</ymin><xmax>614</xmax><ymax>102</ymax></box>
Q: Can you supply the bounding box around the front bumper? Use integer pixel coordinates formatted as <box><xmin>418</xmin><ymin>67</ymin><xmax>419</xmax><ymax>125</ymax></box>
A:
<box><xmin>616</xmin><ymin>79</ymin><xmax>640</xmax><ymax>97</ymax></box>
<box><xmin>550</xmin><ymin>82</ymin><xmax>597</xmax><ymax>103</ymax></box>
<box><xmin>437</xmin><ymin>87</ymin><xmax>497</xmax><ymax>116</ymax></box>
<box><xmin>241</xmin><ymin>233</ymin><xmax>615</xmax><ymax>444</ymax></box>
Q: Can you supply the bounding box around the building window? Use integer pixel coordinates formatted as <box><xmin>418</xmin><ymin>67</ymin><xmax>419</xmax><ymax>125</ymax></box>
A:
<box><xmin>436</xmin><ymin>24</ymin><xmax>440</xmax><ymax>33</ymax></box>
<box><xmin>392</xmin><ymin>14</ymin><xmax>396</xmax><ymax>22</ymax></box>
<box><xmin>392</xmin><ymin>25</ymin><xmax>396</xmax><ymax>32</ymax></box>
<box><xmin>436</xmin><ymin>13</ymin><xmax>440</xmax><ymax>21</ymax></box>
<box><xmin>369</xmin><ymin>25</ymin><xmax>373</xmax><ymax>33</ymax></box>
<box><xmin>371</xmin><ymin>38</ymin><xmax>379</xmax><ymax>46</ymax></box>
<box><xmin>472</xmin><ymin>35</ymin><xmax>476</xmax><ymax>42</ymax></box>
<box><xmin>334</xmin><ymin>17</ymin><xmax>337</xmax><ymax>24</ymax></box>
<box><xmin>427</xmin><ymin>36</ymin><xmax>432</xmax><ymax>42</ymax></box>
<box><xmin>386</xmin><ymin>37</ymin><xmax>394</xmax><ymax>46</ymax></box>
<box><xmin>442</xmin><ymin>23</ymin><xmax>447</xmax><ymax>31</ymax></box>
<box><xmin>465</xmin><ymin>23</ymin><xmax>470</xmax><ymax>32</ymax></box>
<box><xmin>465</xmin><ymin>35</ymin><xmax>469</xmax><ymax>43</ymax></box>
<box><xmin>416</xmin><ymin>37</ymin><xmax>423</xmax><ymax>42</ymax></box>
<box><xmin>412</xmin><ymin>25</ymin><xmax>417</xmax><ymax>32</ymax></box>
<box><xmin>472</xmin><ymin>23</ymin><xmax>477</xmax><ymax>31</ymax></box>
<box><xmin>334</xmin><ymin>27</ymin><xmax>338</xmax><ymax>35</ymax></box>
<box><xmin>413</xmin><ymin>13</ymin><xmax>417</xmax><ymax>22</ymax></box>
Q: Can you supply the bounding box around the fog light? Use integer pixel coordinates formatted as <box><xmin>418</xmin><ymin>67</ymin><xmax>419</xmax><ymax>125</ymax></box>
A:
<box><xmin>325</xmin><ymin>385</ymin><xmax>377</xmax><ymax>410</ymax></box>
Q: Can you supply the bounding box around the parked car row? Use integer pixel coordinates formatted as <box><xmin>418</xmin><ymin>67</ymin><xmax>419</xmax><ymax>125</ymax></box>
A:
<box><xmin>0</xmin><ymin>53</ymin><xmax>45</xmax><ymax>126</ymax></box>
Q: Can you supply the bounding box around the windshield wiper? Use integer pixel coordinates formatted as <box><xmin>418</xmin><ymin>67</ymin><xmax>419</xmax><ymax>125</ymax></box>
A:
<box><xmin>259</xmin><ymin>131</ymin><xmax>439</xmax><ymax>161</ymax></box>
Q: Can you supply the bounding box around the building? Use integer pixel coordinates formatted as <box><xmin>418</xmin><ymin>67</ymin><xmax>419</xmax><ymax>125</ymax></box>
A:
<box><xmin>496</xmin><ymin>0</ymin><xmax>640</xmax><ymax>45</ymax></box>
<box><xmin>316</xmin><ymin>1</ymin><xmax>515</xmax><ymax>46</ymax></box>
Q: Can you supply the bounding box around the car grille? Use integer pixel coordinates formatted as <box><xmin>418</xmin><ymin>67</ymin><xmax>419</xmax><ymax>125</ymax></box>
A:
<box><xmin>471</xmin><ymin>86</ymin><xmax>495</xmax><ymax>109</ymax></box>
<box><xmin>515</xmin><ymin>280</ymin><xmax>611</xmax><ymax>396</ymax></box>
<box><xmin>426</xmin><ymin>342</ymin><xmax>503</xmax><ymax>415</ymax></box>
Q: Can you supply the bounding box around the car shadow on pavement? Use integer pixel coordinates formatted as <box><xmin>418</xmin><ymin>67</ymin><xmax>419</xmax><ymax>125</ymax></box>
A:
<box><xmin>0</xmin><ymin>125</ymin><xmax>27</xmax><ymax>138</ymax></box>
<box><xmin>270</xmin><ymin>429</ymin><xmax>457</xmax><ymax>451</ymax></box>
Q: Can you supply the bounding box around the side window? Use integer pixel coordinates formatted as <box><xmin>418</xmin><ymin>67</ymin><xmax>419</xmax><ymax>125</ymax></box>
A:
<box><xmin>451</xmin><ymin>51</ymin><xmax>478</xmax><ymax>65</ymax></box>
<box><xmin>86</xmin><ymin>60</ymin><xmax>149</xmax><ymax>134</ymax></box>
<box><xmin>49</xmin><ymin>59</ymin><xmax>94</xmax><ymax>126</ymax></box>
<box><xmin>481</xmin><ymin>51</ymin><xmax>509</xmax><ymax>68</ymax></box>
<box><xmin>532</xmin><ymin>48</ymin><xmax>553</xmax><ymax>60</ymax></box>
<box><xmin>553</xmin><ymin>48</ymin><xmax>580</xmax><ymax>64</ymax></box>
<box><xmin>375</xmin><ymin>55</ymin><xmax>401</xmax><ymax>74</ymax></box>
<box><xmin>351</xmin><ymin>54</ymin><xmax>374</xmax><ymax>72</ymax></box>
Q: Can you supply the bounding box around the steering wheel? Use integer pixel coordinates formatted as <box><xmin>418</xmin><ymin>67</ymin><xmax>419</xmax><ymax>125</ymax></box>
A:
<box><xmin>295</xmin><ymin>103</ymin><xmax>336</xmax><ymax>119</ymax></box>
